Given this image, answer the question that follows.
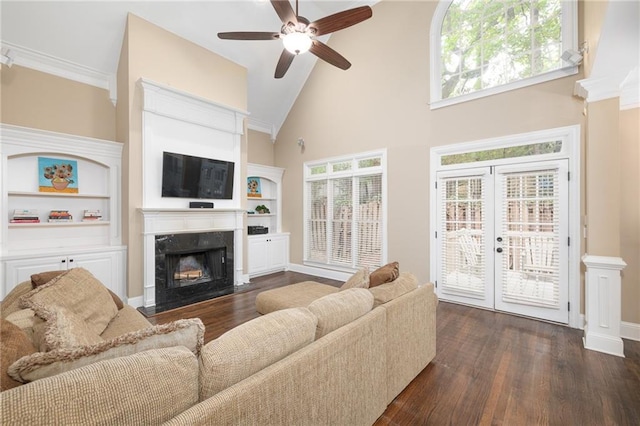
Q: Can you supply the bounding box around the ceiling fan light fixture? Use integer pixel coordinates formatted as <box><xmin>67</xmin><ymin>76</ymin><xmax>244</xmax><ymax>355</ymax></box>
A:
<box><xmin>283</xmin><ymin>32</ymin><xmax>312</xmax><ymax>55</ymax></box>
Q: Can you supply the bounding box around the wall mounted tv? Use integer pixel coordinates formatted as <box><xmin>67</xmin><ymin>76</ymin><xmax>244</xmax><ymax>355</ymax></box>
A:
<box><xmin>161</xmin><ymin>151</ymin><xmax>235</xmax><ymax>200</ymax></box>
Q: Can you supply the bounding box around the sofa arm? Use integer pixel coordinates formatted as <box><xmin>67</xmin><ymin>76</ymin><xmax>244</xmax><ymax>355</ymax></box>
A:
<box><xmin>1</xmin><ymin>347</ymin><xmax>199</xmax><ymax>425</ymax></box>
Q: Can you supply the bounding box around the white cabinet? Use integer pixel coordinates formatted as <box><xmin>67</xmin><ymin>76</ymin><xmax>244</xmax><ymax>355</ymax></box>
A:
<box><xmin>248</xmin><ymin>233</ymin><xmax>290</xmax><ymax>277</ymax></box>
<box><xmin>3</xmin><ymin>249</ymin><xmax>126</xmax><ymax>297</ymax></box>
<box><xmin>1</xmin><ymin>124</ymin><xmax>126</xmax><ymax>299</ymax></box>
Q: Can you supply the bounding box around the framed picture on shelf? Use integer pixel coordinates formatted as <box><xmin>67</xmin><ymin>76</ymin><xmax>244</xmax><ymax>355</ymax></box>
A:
<box><xmin>38</xmin><ymin>157</ymin><xmax>78</xmax><ymax>193</ymax></box>
<box><xmin>247</xmin><ymin>177</ymin><xmax>262</xmax><ymax>198</ymax></box>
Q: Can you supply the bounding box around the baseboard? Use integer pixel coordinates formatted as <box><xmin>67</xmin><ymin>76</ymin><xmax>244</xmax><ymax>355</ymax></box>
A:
<box><xmin>287</xmin><ymin>263</ymin><xmax>351</xmax><ymax>282</ymax></box>
<box><xmin>127</xmin><ymin>295</ymin><xmax>144</xmax><ymax>308</ymax></box>
<box><xmin>622</xmin><ymin>321</ymin><xmax>640</xmax><ymax>341</ymax></box>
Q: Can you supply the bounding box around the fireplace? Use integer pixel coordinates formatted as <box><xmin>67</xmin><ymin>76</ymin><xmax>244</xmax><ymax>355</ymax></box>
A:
<box><xmin>154</xmin><ymin>231</ymin><xmax>234</xmax><ymax>313</ymax></box>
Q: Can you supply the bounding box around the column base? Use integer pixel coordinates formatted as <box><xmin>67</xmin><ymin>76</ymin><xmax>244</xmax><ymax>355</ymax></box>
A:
<box><xmin>583</xmin><ymin>326</ymin><xmax>625</xmax><ymax>357</ymax></box>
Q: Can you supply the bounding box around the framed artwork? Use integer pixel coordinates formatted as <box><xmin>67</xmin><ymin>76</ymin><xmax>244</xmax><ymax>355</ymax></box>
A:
<box><xmin>38</xmin><ymin>157</ymin><xmax>78</xmax><ymax>193</ymax></box>
<box><xmin>247</xmin><ymin>177</ymin><xmax>262</xmax><ymax>198</ymax></box>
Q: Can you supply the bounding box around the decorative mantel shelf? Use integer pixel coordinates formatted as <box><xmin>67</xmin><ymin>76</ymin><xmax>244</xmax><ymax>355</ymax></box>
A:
<box><xmin>139</xmin><ymin>208</ymin><xmax>245</xmax><ymax>308</ymax></box>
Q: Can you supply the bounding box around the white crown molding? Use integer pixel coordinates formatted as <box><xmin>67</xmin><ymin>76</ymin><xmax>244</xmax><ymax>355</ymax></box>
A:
<box><xmin>247</xmin><ymin>118</ymin><xmax>277</xmax><ymax>143</ymax></box>
<box><xmin>575</xmin><ymin>67</ymin><xmax>640</xmax><ymax>110</ymax></box>
<box><xmin>1</xmin><ymin>41</ymin><xmax>117</xmax><ymax>106</ymax></box>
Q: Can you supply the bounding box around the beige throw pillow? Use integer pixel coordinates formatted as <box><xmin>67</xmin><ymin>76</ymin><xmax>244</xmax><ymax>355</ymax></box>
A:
<box><xmin>36</xmin><ymin>305</ymin><xmax>104</xmax><ymax>351</ymax></box>
<box><xmin>1</xmin><ymin>319</ymin><xmax>37</xmax><ymax>391</ymax></box>
<box><xmin>340</xmin><ymin>268</ymin><xmax>370</xmax><ymax>290</ymax></box>
<box><xmin>31</xmin><ymin>270</ymin><xmax>124</xmax><ymax>310</ymax></box>
<box><xmin>307</xmin><ymin>288</ymin><xmax>374</xmax><ymax>339</ymax></box>
<box><xmin>20</xmin><ymin>268</ymin><xmax>118</xmax><ymax>336</ymax></box>
<box><xmin>8</xmin><ymin>318</ymin><xmax>204</xmax><ymax>383</ymax></box>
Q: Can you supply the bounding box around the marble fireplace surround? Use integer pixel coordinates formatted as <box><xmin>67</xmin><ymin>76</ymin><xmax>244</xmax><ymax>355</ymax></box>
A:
<box><xmin>140</xmin><ymin>208</ymin><xmax>244</xmax><ymax>308</ymax></box>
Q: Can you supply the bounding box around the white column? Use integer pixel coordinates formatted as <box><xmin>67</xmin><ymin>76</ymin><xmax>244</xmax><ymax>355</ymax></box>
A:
<box><xmin>582</xmin><ymin>255</ymin><xmax>627</xmax><ymax>357</ymax></box>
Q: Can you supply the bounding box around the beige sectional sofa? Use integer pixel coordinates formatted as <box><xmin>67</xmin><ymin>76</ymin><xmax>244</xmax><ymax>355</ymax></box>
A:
<box><xmin>1</xmin><ymin>269</ymin><xmax>437</xmax><ymax>425</ymax></box>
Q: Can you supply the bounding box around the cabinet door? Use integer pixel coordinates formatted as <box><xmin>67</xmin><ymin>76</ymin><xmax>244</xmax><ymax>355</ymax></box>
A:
<box><xmin>3</xmin><ymin>256</ymin><xmax>66</xmax><ymax>297</ymax></box>
<box><xmin>248</xmin><ymin>237</ymin><xmax>269</xmax><ymax>274</ymax></box>
<box><xmin>268</xmin><ymin>235</ymin><xmax>289</xmax><ymax>270</ymax></box>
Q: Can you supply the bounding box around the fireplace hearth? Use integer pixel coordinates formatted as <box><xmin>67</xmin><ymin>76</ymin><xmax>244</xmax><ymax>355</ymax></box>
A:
<box><xmin>153</xmin><ymin>231</ymin><xmax>234</xmax><ymax>313</ymax></box>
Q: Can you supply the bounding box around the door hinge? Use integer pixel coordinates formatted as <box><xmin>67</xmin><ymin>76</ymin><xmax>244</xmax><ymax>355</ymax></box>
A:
<box><xmin>435</xmin><ymin>280</ymin><xmax>438</xmax><ymax>288</ymax></box>
<box><xmin>435</xmin><ymin>181</ymin><xmax>438</xmax><ymax>189</ymax></box>
<box><xmin>435</xmin><ymin>231</ymin><xmax>438</xmax><ymax>239</ymax></box>
<box><xmin>490</xmin><ymin>166</ymin><xmax>493</xmax><ymax>174</ymax></box>
<box><xmin>568</xmin><ymin>171</ymin><xmax>571</xmax><ymax>181</ymax></box>
<box><xmin>568</xmin><ymin>237</ymin><xmax>570</xmax><ymax>246</ymax></box>
<box><xmin>568</xmin><ymin>302</ymin><xmax>570</xmax><ymax>311</ymax></box>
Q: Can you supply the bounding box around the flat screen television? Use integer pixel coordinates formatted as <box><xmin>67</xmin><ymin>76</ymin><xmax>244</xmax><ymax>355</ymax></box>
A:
<box><xmin>161</xmin><ymin>151</ymin><xmax>234</xmax><ymax>199</ymax></box>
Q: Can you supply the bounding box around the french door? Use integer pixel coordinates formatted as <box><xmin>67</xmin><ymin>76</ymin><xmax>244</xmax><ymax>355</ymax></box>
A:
<box><xmin>436</xmin><ymin>160</ymin><xmax>569</xmax><ymax>324</ymax></box>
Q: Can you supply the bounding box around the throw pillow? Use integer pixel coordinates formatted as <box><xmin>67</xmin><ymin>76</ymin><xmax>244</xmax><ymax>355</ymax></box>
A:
<box><xmin>369</xmin><ymin>261</ymin><xmax>400</xmax><ymax>287</ymax></box>
<box><xmin>35</xmin><ymin>305</ymin><xmax>103</xmax><ymax>351</ymax></box>
<box><xmin>1</xmin><ymin>318</ymin><xmax>36</xmax><ymax>391</ymax></box>
<box><xmin>199</xmin><ymin>307</ymin><xmax>317</xmax><ymax>400</ymax></box>
<box><xmin>20</xmin><ymin>268</ymin><xmax>118</xmax><ymax>336</ymax></box>
<box><xmin>369</xmin><ymin>272</ymin><xmax>418</xmax><ymax>307</ymax></box>
<box><xmin>4</xmin><ymin>308</ymin><xmax>43</xmax><ymax>343</ymax></box>
<box><xmin>340</xmin><ymin>268</ymin><xmax>370</xmax><ymax>290</ymax></box>
<box><xmin>307</xmin><ymin>288</ymin><xmax>374</xmax><ymax>339</ymax></box>
<box><xmin>8</xmin><ymin>318</ymin><xmax>204</xmax><ymax>384</ymax></box>
<box><xmin>31</xmin><ymin>269</ymin><xmax>124</xmax><ymax>310</ymax></box>
<box><xmin>0</xmin><ymin>281</ymin><xmax>34</xmax><ymax>319</ymax></box>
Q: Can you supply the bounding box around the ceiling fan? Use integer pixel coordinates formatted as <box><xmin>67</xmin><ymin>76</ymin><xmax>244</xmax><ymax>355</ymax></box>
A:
<box><xmin>218</xmin><ymin>0</ymin><xmax>373</xmax><ymax>79</ymax></box>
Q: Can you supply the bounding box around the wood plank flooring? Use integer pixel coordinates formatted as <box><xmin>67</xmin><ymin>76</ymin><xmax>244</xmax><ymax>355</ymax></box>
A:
<box><xmin>150</xmin><ymin>271</ymin><xmax>640</xmax><ymax>425</ymax></box>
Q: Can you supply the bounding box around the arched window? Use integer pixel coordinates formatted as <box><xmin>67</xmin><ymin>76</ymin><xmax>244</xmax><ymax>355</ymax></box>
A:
<box><xmin>430</xmin><ymin>0</ymin><xmax>578</xmax><ymax>108</ymax></box>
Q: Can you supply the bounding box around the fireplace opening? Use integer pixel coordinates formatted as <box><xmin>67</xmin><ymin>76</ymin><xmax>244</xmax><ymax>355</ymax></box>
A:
<box><xmin>166</xmin><ymin>248</ymin><xmax>226</xmax><ymax>288</ymax></box>
<box><xmin>151</xmin><ymin>231</ymin><xmax>235</xmax><ymax>314</ymax></box>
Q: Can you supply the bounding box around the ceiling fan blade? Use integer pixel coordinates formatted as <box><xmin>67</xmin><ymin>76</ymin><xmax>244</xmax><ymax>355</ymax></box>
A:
<box><xmin>309</xmin><ymin>41</ymin><xmax>351</xmax><ymax>70</ymax></box>
<box><xmin>308</xmin><ymin>6</ymin><xmax>372</xmax><ymax>36</ymax></box>
<box><xmin>271</xmin><ymin>0</ymin><xmax>297</xmax><ymax>26</ymax></box>
<box><xmin>218</xmin><ymin>32</ymin><xmax>280</xmax><ymax>41</ymax></box>
<box><xmin>275</xmin><ymin>49</ymin><xmax>296</xmax><ymax>78</ymax></box>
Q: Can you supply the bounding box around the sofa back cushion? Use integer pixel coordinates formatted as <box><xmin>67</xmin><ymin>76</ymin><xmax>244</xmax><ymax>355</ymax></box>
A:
<box><xmin>1</xmin><ymin>346</ymin><xmax>199</xmax><ymax>425</ymax></box>
<box><xmin>307</xmin><ymin>288</ymin><xmax>374</xmax><ymax>339</ymax></box>
<box><xmin>20</xmin><ymin>268</ymin><xmax>118</xmax><ymax>337</ymax></box>
<box><xmin>199</xmin><ymin>307</ymin><xmax>317</xmax><ymax>400</ymax></box>
<box><xmin>368</xmin><ymin>272</ymin><xmax>418</xmax><ymax>308</ymax></box>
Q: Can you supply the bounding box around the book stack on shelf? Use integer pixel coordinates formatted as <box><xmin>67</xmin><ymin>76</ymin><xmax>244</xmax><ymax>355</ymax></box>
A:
<box><xmin>48</xmin><ymin>210</ymin><xmax>73</xmax><ymax>223</ymax></box>
<box><xmin>10</xmin><ymin>209</ymin><xmax>40</xmax><ymax>223</ymax></box>
<box><xmin>82</xmin><ymin>210</ymin><xmax>103</xmax><ymax>222</ymax></box>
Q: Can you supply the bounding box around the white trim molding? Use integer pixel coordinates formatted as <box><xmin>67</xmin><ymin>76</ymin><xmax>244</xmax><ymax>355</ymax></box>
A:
<box><xmin>0</xmin><ymin>41</ymin><xmax>117</xmax><ymax>105</ymax></box>
<box><xmin>288</xmin><ymin>263</ymin><xmax>351</xmax><ymax>282</ymax></box>
<box><xmin>621</xmin><ymin>321</ymin><xmax>640</xmax><ymax>342</ymax></box>
<box><xmin>247</xmin><ymin>118</ymin><xmax>277</xmax><ymax>143</ymax></box>
<box><xmin>582</xmin><ymin>254</ymin><xmax>627</xmax><ymax>357</ymax></box>
<box><xmin>574</xmin><ymin>67</ymin><xmax>639</xmax><ymax>110</ymax></box>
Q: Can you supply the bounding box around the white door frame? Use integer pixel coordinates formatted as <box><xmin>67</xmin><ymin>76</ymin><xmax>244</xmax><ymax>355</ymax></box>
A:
<box><xmin>430</xmin><ymin>125</ymin><xmax>581</xmax><ymax>328</ymax></box>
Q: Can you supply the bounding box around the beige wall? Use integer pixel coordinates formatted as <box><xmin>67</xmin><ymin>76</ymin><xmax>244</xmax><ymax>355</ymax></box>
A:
<box><xmin>276</xmin><ymin>0</ymin><xmax>584</xmax><ymax>285</ymax></box>
<box><xmin>620</xmin><ymin>107</ymin><xmax>640</xmax><ymax>324</ymax></box>
<box><xmin>248</xmin><ymin>129</ymin><xmax>275</xmax><ymax>166</ymax></box>
<box><xmin>1</xmin><ymin>65</ymin><xmax>116</xmax><ymax>140</ymax></box>
<box><xmin>119</xmin><ymin>14</ymin><xmax>248</xmax><ymax>299</ymax></box>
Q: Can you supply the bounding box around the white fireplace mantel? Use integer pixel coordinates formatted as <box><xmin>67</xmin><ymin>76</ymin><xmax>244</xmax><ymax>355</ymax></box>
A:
<box><xmin>139</xmin><ymin>208</ymin><xmax>244</xmax><ymax>308</ymax></box>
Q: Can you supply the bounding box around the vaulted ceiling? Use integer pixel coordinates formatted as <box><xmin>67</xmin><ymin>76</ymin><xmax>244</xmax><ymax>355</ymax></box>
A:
<box><xmin>1</xmin><ymin>1</ymin><xmax>376</xmax><ymax>137</ymax></box>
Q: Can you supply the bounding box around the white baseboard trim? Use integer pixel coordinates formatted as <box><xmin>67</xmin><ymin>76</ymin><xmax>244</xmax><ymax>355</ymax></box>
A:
<box><xmin>288</xmin><ymin>263</ymin><xmax>351</xmax><ymax>282</ymax></box>
<box><xmin>579</xmin><ymin>314</ymin><xmax>639</xmax><ymax>341</ymax></box>
<box><xmin>621</xmin><ymin>321</ymin><xmax>640</xmax><ymax>341</ymax></box>
<box><xmin>127</xmin><ymin>295</ymin><xmax>144</xmax><ymax>308</ymax></box>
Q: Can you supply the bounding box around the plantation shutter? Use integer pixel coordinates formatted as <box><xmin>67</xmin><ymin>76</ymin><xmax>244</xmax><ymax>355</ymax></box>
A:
<box><xmin>355</xmin><ymin>174</ymin><xmax>382</xmax><ymax>269</ymax></box>
<box><xmin>439</xmin><ymin>173</ymin><xmax>487</xmax><ymax>299</ymax></box>
<box><xmin>306</xmin><ymin>180</ymin><xmax>327</xmax><ymax>263</ymax></box>
<box><xmin>330</xmin><ymin>177</ymin><xmax>353</xmax><ymax>266</ymax></box>
<box><xmin>499</xmin><ymin>169</ymin><xmax>561</xmax><ymax>308</ymax></box>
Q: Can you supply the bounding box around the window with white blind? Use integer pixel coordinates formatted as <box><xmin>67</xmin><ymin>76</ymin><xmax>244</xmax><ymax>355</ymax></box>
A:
<box><xmin>304</xmin><ymin>151</ymin><xmax>386</xmax><ymax>271</ymax></box>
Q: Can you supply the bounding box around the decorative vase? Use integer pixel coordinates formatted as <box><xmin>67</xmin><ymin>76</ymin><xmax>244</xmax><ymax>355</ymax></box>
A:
<box><xmin>52</xmin><ymin>178</ymin><xmax>69</xmax><ymax>190</ymax></box>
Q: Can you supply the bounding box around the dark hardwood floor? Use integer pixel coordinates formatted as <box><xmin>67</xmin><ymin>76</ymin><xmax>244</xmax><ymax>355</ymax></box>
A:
<box><xmin>150</xmin><ymin>271</ymin><xmax>640</xmax><ymax>425</ymax></box>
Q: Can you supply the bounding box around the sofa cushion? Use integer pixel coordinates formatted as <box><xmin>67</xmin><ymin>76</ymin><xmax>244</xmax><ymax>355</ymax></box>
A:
<box><xmin>8</xmin><ymin>318</ymin><xmax>204</xmax><ymax>383</ymax></box>
<box><xmin>1</xmin><ymin>347</ymin><xmax>199</xmax><ymax>425</ymax></box>
<box><xmin>369</xmin><ymin>261</ymin><xmax>400</xmax><ymax>287</ymax></box>
<box><xmin>340</xmin><ymin>268</ymin><xmax>370</xmax><ymax>290</ymax></box>
<box><xmin>4</xmin><ymin>308</ymin><xmax>43</xmax><ymax>344</ymax></box>
<box><xmin>1</xmin><ymin>318</ymin><xmax>37</xmax><ymax>391</ymax></box>
<box><xmin>31</xmin><ymin>269</ymin><xmax>124</xmax><ymax>310</ymax></box>
<box><xmin>1</xmin><ymin>281</ymin><xmax>33</xmax><ymax>319</ymax></box>
<box><xmin>307</xmin><ymin>288</ymin><xmax>374</xmax><ymax>339</ymax></box>
<box><xmin>199</xmin><ymin>307</ymin><xmax>317</xmax><ymax>399</ymax></box>
<box><xmin>369</xmin><ymin>272</ymin><xmax>418</xmax><ymax>307</ymax></box>
<box><xmin>20</xmin><ymin>267</ymin><xmax>118</xmax><ymax>336</ymax></box>
<box><xmin>255</xmin><ymin>281</ymin><xmax>339</xmax><ymax>314</ymax></box>
<box><xmin>99</xmin><ymin>305</ymin><xmax>153</xmax><ymax>340</ymax></box>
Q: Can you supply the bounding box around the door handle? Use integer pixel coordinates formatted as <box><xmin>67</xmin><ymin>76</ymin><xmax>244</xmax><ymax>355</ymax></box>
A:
<box><xmin>497</xmin><ymin>237</ymin><xmax>503</xmax><ymax>242</ymax></box>
<box><xmin>496</xmin><ymin>247</ymin><xmax>503</xmax><ymax>253</ymax></box>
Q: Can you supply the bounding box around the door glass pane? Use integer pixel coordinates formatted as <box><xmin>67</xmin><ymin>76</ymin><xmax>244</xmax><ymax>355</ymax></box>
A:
<box><xmin>306</xmin><ymin>180</ymin><xmax>327</xmax><ymax>263</ymax></box>
<box><xmin>500</xmin><ymin>170</ymin><xmax>560</xmax><ymax>308</ymax></box>
<box><xmin>440</xmin><ymin>176</ymin><xmax>486</xmax><ymax>298</ymax></box>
